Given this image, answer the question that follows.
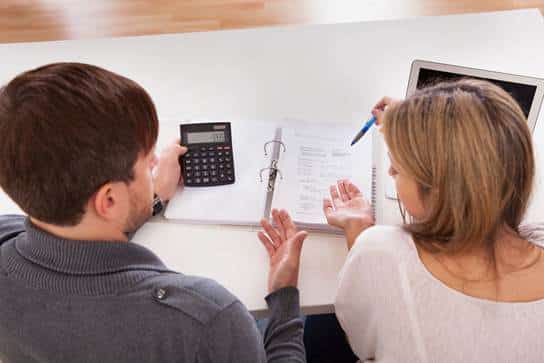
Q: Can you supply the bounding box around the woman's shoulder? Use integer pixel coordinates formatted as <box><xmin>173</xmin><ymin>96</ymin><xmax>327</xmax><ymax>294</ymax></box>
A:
<box><xmin>350</xmin><ymin>224</ymin><xmax>416</xmax><ymax>259</ymax></box>
<box><xmin>336</xmin><ymin>225</ymin><xmax>420</xmax><ymax>322</ymax></box>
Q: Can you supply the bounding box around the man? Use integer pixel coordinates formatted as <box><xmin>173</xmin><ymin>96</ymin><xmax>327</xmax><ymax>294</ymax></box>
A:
<box><xmin>0</xmin><ymin>63</ymin><xmax>306</xmax><ymax>362</ymax></box>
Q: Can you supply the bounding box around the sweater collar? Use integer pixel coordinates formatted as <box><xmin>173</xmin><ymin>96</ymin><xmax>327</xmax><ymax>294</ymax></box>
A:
<box><xmin>15</xmin><ymin>218</ymin><xmax>168</xmax><ymax>275</ymax></box>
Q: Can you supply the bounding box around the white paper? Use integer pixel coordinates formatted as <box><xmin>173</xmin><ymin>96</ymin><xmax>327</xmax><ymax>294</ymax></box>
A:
<box><xmin>272</xmin><ymin>124</ymin><xmax>373</xmax><ymax>225</ymax></box>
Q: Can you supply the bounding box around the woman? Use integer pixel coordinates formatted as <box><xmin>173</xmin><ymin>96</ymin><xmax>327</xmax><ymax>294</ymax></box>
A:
<box><xmin>259</xmin><ymin>79</ymin><xmax>544</xmax><ymax>362</ymax></box>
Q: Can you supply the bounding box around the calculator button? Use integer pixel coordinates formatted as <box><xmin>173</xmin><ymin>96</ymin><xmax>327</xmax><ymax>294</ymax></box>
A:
<box><xmin>226</xmin><ymin>163</ymin><xmax>232</xmax><ymax>168</ymax></box>
<box><xmin>193</xmin><ymin>152</ymin><xmax>200</xmax><ymax>157</ymax></box>
<box><xmin>195</xmin><ymin>178</ymin><xmax>201</xmax><ymax>184</ymax></box>
<box><xmin>186</xmin><ymin>172</ymin><xmax>193</xmax><ymax>177</ymax></box>
<box><xmin>218</xmin><ymin>152</ymin><xmax>224</xmax><ymax>156</ymax></box>
<box><xmin>226</xmin><ymin>169</ymin><xmax>232</xmax><ymax>175</ymax></box>
<box><xmin>202</xmin><ymin>158</ymin><xmax>208</xmax><ymax>164</ymax></box>
<box><xmin>210</xmin><ymin>164</ymin><xmax>216</xmax><ymax>170</ymax></box>
<box><xmin>208</xmin><ymin>147</ymin><xmax>214</xmax><ymax>151</ymax></box>
<box><xmin>194</xmin><ymin>165</ymin><xmax>201</xmax><ymax>171</ymax></box>
<box><xmin>193</xmin><ymin>158</ymin><xmax>200</xmax><ymax>164</ymax></box>
<box><xmin>225</xmin><ymin>157</ymin><xmax>232</xmax><ymax>162</ymax></box>
<box><xmin>185</xmin><ymin>166</ymin><xmax>192</xmax><ymax>171</ymax></box>
<box><xmin>209</xmin><ymin>158</ymin><xmax>216</xmax><ymax>163</ymax></box>
<box><xmin>211</xmin><ymin>177</ymin><xmax>218</xmax><ymax>183</ymax></box>
<box><xmin>217</xmin><ymin>146</ymin><xmax>223</xmax><ymax>150</ymax></box>
<box><xmin>185</xmin><ymin>152</ymin><xmax>191</xmax><ymax>158</ymax></box>
<box><xmin>227</xmin><ymin>176</ymin><xmax>234</xmax><ymax>182</ymax></box>
<box><xmin>195</xmin><ymin>172</ymin><xmax>201</xmax><ymax>177</ymax></box>
<box><xmin>203</xmin><ymin>171</ymin><xmax>209</xmax><ymax>177</ymax></box>
<box><xmin>203</xmin><ymin>177</ymin><xmax>210</xmax><ymax>183</ymax></box>
<box><xmin>185</xmin><ymin>159</ymin><xmax>192</xmax><ymax>165</ymax></box>
<box><xmin>200</xmin><ymin>147</ymin><xmax>206</xmax><ymax>151</ymax></box>
<box><xmin>209</xmin><ymin>151</ymin><xmax>216</xmax><ymax>157</ymax></box>
<box><xmin>224</xmin><ymin>146</ymin><xmax>231</xmax><ymax>150</ymax></box>
<box><xmin>219</xmin><ymin>164</ymin><xmax>224</xmax><ymax>169</ymax></box>
<box><xmin>202</xmin><ymin>164</ymin><xmax>208</xmax><ymax>170</ymax></box>
<box><xmin>201</xmin><ymin>152</ymin><xmax>208</xmax><ymax>157</ymax></box>
<box><xmin>211</xmin><ymin>170</ymin><xmax>217</xmax><ymax>176</ymax></box>
<box><xmin>225</xmin><ymin>151</ymin><xmax>231</xmax><ymax>156</ymax></box>
<box><xmin>219</xmin><ymin>173</ymin><xmax>226</xmax><ymax>179</ymax></box>
<box><xmin>186</xmin><ymin>179</ymin><xmax>193</xmax><ymax>184</ymax></box>
<box><xmin>218</xmin><ymin>157</ymin><xmax>224</xmax><ymax>163</ymax></box>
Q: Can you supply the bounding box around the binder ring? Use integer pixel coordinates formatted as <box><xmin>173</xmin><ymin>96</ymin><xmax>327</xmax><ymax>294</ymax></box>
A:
<box><xmin>259</xmin><ymin>167</ymin><xmax>283</xmax><ymax>182</ymax></box>
<box><xmin>263</xmin><ymin>140</ymin><xmax>286</xmax><ymax>156</ymax></box>
<box><xmin>259</xmin><ymin>162</ymin><xmax>283</xmax><ymax>192</ymax></box>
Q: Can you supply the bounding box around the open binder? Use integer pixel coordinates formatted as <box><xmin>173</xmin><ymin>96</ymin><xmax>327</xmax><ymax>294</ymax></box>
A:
<box><xmin>165</xmin><ymin>120</ymin><xmax>375</xmax><ymax>232</ymax></box>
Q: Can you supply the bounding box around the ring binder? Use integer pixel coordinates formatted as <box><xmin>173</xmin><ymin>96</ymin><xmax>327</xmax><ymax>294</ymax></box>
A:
<box><xmin>166</xmin><ymin>121</ymin><xmax>375</xmax><ymax>232</ymax></box>
<box><xmin>261</xmin><ymin>130</ymin><xmax>285</xmax><ymax>217</ymax></box>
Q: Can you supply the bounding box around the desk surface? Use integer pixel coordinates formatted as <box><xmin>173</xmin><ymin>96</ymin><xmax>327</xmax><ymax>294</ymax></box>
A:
<box><xmin>1</xmin><ymin>9</ymin><xmax>543</xmax><ymax>314</ymax></box>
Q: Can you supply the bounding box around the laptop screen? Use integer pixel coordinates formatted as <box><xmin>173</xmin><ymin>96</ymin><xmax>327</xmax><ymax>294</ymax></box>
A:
<box><xmin>416</xmin><ymin>68</ymin><xmax>537</xmax><ymax>118</ymax></box>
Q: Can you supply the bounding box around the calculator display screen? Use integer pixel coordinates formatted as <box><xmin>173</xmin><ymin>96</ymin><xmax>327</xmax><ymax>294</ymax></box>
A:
<box><xmin>186</xmin><ymin>131</ymin><xmax>226</xmax><ymax>144</ymax></box>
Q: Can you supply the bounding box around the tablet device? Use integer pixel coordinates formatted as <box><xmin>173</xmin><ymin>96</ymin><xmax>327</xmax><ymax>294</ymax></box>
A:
<box><xmin>385</xmin><ymin>60</ymin><xmax>544</xmax><ymax>200</ymax></box>
<box><xmin>407</xmin><ymin>60</ymin><xmax>544</xmax><ymax>131</ymax></box>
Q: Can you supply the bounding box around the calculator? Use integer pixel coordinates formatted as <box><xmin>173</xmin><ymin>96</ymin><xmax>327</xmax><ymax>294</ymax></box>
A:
<box><xmin>179</xmin><ymin>122</ymin><xmax>235</xmax><ymax>186</ymax></box>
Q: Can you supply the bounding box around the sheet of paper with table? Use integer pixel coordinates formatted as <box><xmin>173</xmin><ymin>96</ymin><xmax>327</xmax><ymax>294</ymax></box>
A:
<box><xmin>165</xmin><ymin>120</ymin><xmax>374</xmax><ymax>232</ymax></box>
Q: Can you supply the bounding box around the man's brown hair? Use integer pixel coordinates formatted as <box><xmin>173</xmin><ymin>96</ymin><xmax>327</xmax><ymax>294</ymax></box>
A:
<box><xmin>0</xmin><ymin>63</ymin><xmax>159</xmax><ymax>226</ymax></box>
<box><xmin>382</xmin><ymin>79</ymin><xmax>534</xmax><ymax>255</ymax></box>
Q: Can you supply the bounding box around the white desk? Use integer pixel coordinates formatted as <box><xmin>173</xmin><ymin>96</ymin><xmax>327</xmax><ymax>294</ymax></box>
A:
<box><xmin>1</xmin><ymin>9</ymin><xmax>544</xmax><ymax>315</ymax></box>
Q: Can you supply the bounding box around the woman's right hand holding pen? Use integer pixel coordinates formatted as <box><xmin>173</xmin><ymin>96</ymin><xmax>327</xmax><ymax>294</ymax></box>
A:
<box><xmin>371</xmin><ymin>96</ymin><xmax>399</xmax><ymax>126</ymax></box>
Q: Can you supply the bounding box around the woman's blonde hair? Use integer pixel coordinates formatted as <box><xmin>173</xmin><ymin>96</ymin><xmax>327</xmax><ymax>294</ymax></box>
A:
<box><xmin>382</xmin><ymin>79</ymin><xmax>534</xmax><ymax>254</ymax></box>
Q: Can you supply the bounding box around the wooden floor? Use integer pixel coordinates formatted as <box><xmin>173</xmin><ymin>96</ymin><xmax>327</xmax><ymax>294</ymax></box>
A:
<box><xmin>1</xmin><ymin>0</ymin><xmax>543</xmax><ymax>44</ymax></box>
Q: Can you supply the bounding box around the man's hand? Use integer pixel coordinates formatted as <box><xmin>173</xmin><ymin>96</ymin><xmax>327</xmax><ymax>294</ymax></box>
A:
<box><xmin>258</xmin><ymin>209</ymin><xmax>308</xmax><ymax>293</ymax></box>
<box><xmin>323</xmin><ymin>179</ymin><xmax>374</xmax><ymax>250</ymax></box>
<box><xmin>153</xmin><ymin>140</ymin><xmax>188</xmax><ymax>202</ymax></box>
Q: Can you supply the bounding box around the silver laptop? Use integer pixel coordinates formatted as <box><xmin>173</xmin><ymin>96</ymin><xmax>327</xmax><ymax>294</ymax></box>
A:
<box><xmin>385</xmin><ymin>60</ymin><xmax>544</xmax><ymax>200</ymax></box>
<box><xmin>407</xmin><ymin>60</ymin><xmax>544</xmax><ymax>131</ymax></box>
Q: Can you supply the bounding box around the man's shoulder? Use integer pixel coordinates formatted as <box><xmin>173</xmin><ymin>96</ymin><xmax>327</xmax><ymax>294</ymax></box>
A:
<box><xmin>134</xmin><ymin>272</ymin><xmax>242</xmax><ymax>325</ymax></box>
<box><xmin>0</xmin><ymin>214</ymin><xmax>26</xmax><ymax>244</ymax></box>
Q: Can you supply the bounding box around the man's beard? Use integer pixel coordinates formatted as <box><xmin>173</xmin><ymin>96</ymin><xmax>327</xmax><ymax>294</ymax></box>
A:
<box><xmin>123</xmin><ymin>191</ymin><xmax>152</xmax><ymax>236</ymax></box>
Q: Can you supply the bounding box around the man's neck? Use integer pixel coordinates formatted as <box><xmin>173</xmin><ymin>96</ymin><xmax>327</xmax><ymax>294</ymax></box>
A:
<box><xmin>30</xmin><ymin>217</ymin><xmax>128</xmax><ymax>242</ymax></box>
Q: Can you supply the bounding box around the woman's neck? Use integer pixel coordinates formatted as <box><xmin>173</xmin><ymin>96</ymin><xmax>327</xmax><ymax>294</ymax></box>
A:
<box><xmin>447</xmin><ymin>228</ymin><xmax>540</xmax><ymax>278</ymax></box>
<box><xmin>417</xmin><ymin>227</ymin><xmax>544</xmax><ymax>302</ymax></box>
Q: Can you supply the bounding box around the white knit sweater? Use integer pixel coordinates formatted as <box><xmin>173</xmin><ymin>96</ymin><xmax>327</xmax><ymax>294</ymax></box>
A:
<box><xmin>335</xmin><ymin>224</ymin><xmax>544</xmax><ymax>363</ymax></box>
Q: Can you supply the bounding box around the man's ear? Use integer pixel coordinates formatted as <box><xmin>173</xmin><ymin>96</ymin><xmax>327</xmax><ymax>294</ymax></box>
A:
<box><xmin>92</xmin><ymin>182</ymin><xmax>129</xmax><ymax>221</ymax></box>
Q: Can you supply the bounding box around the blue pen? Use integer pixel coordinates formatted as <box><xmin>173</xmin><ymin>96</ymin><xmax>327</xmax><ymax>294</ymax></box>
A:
<box><xmin>350</xmin><ymin>115</ymin><xmax>376</xmax><ymax>146</ymax></box>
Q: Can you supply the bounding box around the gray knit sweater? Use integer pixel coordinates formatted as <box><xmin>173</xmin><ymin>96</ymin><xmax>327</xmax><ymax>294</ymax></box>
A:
<box><xmin>0</xmin><ymin>215</ymin><xmax>305</xmax><ymax>363</ymax></box>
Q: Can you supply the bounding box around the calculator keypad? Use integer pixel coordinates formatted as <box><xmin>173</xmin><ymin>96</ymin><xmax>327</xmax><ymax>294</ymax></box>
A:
<box><xmin>183</xmin><ymin>145</ymin><xmax>235</xmax><ymax>186</ymax></box>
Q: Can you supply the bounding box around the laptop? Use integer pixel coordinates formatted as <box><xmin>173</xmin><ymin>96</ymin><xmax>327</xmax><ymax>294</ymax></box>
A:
<box><xmin>385</xmin><ymin>60</ymin><xmax>544</xmax><ymax>199</ymax></box>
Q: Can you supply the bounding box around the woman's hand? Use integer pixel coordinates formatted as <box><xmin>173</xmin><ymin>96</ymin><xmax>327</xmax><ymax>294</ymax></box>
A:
<box><xmin>323</xmin><ymin>179</ymin><xmax>374</xmax><ymax>250</ymax></box>
<box><xmin>258</xmin><ymin>209</ymin><xmax>308</xmax><ymax>293</ymax></box>
<box><xmin>371</xmin><ymin>96</ymin><xmax>399</xmax><ymax>126</ymax></box>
